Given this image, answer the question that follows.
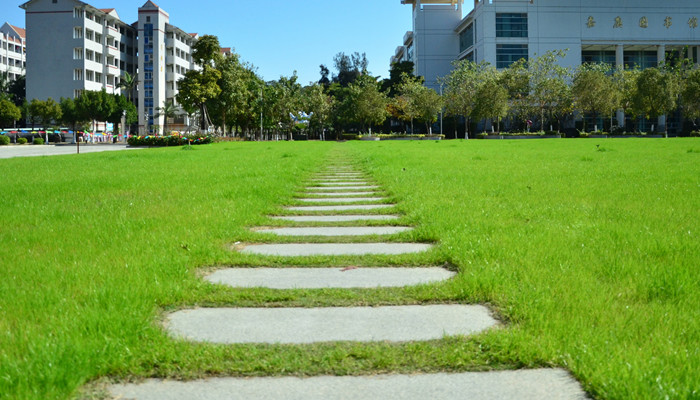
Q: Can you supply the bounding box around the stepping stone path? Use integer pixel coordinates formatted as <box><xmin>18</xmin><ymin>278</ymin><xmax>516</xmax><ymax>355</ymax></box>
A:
<box><xmin>108</xmin><ymin>157</ymin><xmax>587</xmax><ymax>399</ymax></box>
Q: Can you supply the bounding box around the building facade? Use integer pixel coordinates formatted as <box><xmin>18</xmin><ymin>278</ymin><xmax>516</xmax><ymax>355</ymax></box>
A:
<box><xmin>137</xmin><ymin>1</ymin><xmax>197</xmax><ymax>133</ymax></box>
<box><xmin>21</xmin><ymin>0</ymin><xmax>198</xmax><ymax>134</ymax></box>
<box><xmin>398</xmin><ymin>0</ymin><xmax>700</xmax><ymax>84</ymax></box>
<box><xmin>1</xmin><ymin>23</ymin><xmax>26</xmax><ymax>82</ymax></box>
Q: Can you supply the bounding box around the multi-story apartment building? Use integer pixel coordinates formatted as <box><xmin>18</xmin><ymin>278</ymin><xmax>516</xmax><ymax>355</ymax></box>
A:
<box><xmin>21</xmin><ymin>0</ymin><xmax>198</xmax><ymax>134</ymax></box>
<box><xmin>0</xmin><ymin>22</ymin><xmax>26</xmax><ymax>82</ymax></box>
<box><xmin>22</xmin><ymin>0</ymin><xmax>137</xmax><ymax>102</ymax></box>
<box><xmin>137</xmin><ymin>1</ymin><xmax>197</xmax><ymax>133</ymax></box>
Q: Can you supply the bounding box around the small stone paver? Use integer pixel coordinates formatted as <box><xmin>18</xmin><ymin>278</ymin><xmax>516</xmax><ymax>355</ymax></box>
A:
<box><xmin>166</xmin><ymin>305</ymin><xmax>496</xmax><ymax>344</ymax></box>
<box><xmin>206</xmin><ymin>267</ymin><xmax>455</xmax><ymax>289</ymax></box>
<box><xmin>109</xmin><ymin>369</ymin><xmax>587</xmax><ymax>400</ymax></box>
<box><xmin>271</xmin><ymin>215</ymin><xmax>399</xmax><ymax>222</ymax></box>
<box><xmin>240</xmin><ymin>242</ymin><xmax>431</xmax><ymax>256</ymax></box>
<box><xmin>256</xmin><ymin>226</ymin><xmax>412</xmax><ymax>237</ymax></box>
<box><xmin>298</xmin><ymin>197</ymin><xmax>386</xmax><ymax>203</ymax></box>
<box><xmin>306</xmin><ymin>185</ymin><xmax>380</xmax><ymax>191</ymax></box>
<box><xmin>284</xmin><ymin>204</ymin><xmax>394</xmax><ymax>212</ymax></box>
<box><xmin>305</xmin><ymin>192</ymin><xmax>378</xmax><ymax>196</ymax></box>
<box><xmin>315</xmin><ymin>182</ymin><xmax>373</xmax><ymax>186</ymax></box>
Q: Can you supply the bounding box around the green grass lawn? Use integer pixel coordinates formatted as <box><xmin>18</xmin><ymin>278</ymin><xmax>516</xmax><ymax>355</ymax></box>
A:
<box><xmin>0</xmin><ymin>139</ymin><xmax>698</xmax><ymax>399</ymax></box>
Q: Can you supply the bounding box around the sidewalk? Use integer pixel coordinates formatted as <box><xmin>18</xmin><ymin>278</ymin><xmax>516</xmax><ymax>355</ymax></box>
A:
<box><xmin>0</xmin><ymin>143</ymin><xmax>143</xmax><ymax>159</ymax></box>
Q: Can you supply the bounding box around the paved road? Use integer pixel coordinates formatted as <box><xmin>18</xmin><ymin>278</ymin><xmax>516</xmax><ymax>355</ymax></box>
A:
<box><xmin>0</xmin><ymin>144</ymin><xmax>144</xmax><ymax>159</ymax></box>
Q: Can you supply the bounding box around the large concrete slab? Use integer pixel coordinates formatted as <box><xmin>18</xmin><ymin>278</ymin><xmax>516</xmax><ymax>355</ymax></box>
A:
<box><xmin>298</xmin><ymin>197</ymin><xmax>386</xmax><ymax>203</ymax></box>
<box><xmin>306</xmin><ymin>186</ymin><xmax>380</xmax><ymax>191</ymax></box>
<box><xmin>166</xmin><ymin>305</ymin><xmax>496</xmax><ymax>344</ymax></box>
<box><xmin>206</xmin><ymin>267</ymin><xmax>456</xmax><ymax>289</ymax></box>
<box><xmin>240</xmin><ymin>242</ymin><xmax>432</xmax><ymax>256</ymax></box>
<box><xmin>271</xmin><ymin>215</ymin><xmax>399</xmax><ymax>222</ymax></box>
<box><xmin>109</xmin><ymin>369</ymin><xmax>587</xmax><ymax>400</ymax></box>
<box><xmin>285</xmin><ymin>205</ymin><xmax>394</xmax><ymax>212</ymax></box>
<box><xmin>255</xmin><ymin>226</ymin><xmax>412</xmax><ymax>236</ymax></box>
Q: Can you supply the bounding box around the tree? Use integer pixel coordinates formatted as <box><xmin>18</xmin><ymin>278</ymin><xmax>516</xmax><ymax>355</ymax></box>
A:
<box><xmin>441</xmin><ymin>60</ymin><xmax>489</xmax><ymax>138</ymax></box>
<box><xmin>396</xmin><ymin>75</ymin><xmax>443</xmax><ymax>134</ymax></box>
<box><xmin>154</xmin><ymin>100</ymin><xmax>181</xmax><ymax>135</ymax></box>
<box><xmin>381</xmin><ymin>61</ymin><xmax>418</xmax><ymax>97</ymax></box>
<box><xmin>117</xmin><ymin>71</ymin><xmax>138</xmax><ymax>103</ymax></box>
<box><xmin>344</xmin><ymin>75</ymin><xmax>388</xmax><ymax>134</ymax></box>
<box><xmin>615</xmin><ymin>68</ymin><xmax>642</xmax><ymax>131</ymax></box>
<box><xmin>332</xmin><ymin>52</ymin><xmax>368</xmax><ymax>87</ymax></box>
<box><xmin>177</xmin><ymin>35</ymin><xmax>223</xmax><ymax>132</ymax></box>
<box><xmin>473</xmin><ymin>69</ymin><xmax>509</xmax><ymax>132</ymax></box>
<box><xmin>60</xmin><ymin>97</ymin><xmax>85</xmax><ymax>132</ymax></box>
<box><xmin>0</xmin><ymin>98</ymin><xmax>21</xmax><ymax>128</ymax></box>
<box><xmin>303</xmin><ymin>83</ymin><xmax>333</xmax><ymax>139</ymax></box>
<box><xmin>681</xmin><ymin>68</ymin><xmax>700</xmax><ymax>127</ymax></box>
<box><xmin>527</xmin><ymin>50</ymin><xmax>571</xmax><ymax>131</ymax></box>
<box><xmin>75</xmin><ymin>90</ymin><xmax>116</xmax><ymax>132</ymax></box>
<box><xmin>109</xmin><ymin>94</ymin><xmax>138</xmax><ymax>134</ymax></box>
<box><xmin>634</xmin><ymin>67</ymin><xmax>679</xmax><ymax>133</ymax></box>
<box><xmin>573</xmin><ymin>63</ymin><xmax>620</xmax><ymax>132</ymax></box>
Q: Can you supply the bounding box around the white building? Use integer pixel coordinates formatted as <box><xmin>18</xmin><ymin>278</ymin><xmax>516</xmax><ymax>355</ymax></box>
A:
<box><xmin>20</xmin><ymin>0</ymin><xmax>198</xmax><ymax>134</ymax></box>
<box><xmin>0</xmin><ymin>23</ymin><xmax>26</xmax><ymax>82</ymax></box>
<box><xmin>21</xmin><ymin>0</ymin><xmax>137</xmax><ymax>103</ymax></box>
<box><xmin>399</xmin><ymin>0</ymin><xmax>700</xmax><ymax>82</ymax></box>
<box><xmin>137</xmin><ymin>1</ymin><xmax>198</xmax><ymax>134</ymax></box>
<box><xmin>397</xmin><ymin>0</ymin><xmax>700</xmax><ymax>132</ymax></box>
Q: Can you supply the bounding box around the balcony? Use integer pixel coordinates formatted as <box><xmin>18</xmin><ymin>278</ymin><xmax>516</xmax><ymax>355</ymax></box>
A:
<box><xmin>403</xmin><ymin>31</ymin><xmax>413</xmax><ymax>46</ymax></box>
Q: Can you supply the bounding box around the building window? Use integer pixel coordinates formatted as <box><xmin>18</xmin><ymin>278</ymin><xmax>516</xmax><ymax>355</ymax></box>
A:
<box><xmin>73</xmin><ymin>27</ymin><xmax>83</xmax><ymax>39</ymax></box>
<box><xmin>74</xmin><ymin>89</ymin><xmax>83</xmax><ymax>98</ymax></box>
<box><xmin>73</xmin><ymin>69</ymin><xmax>83</xmax><ymax>81</ymax></box>
<box><xmin>95</xmin><ymin>53</ymin><xmax>102</xmax><ymax>64</ymax></box>
<box><xmin>459</xmin><ymin>22</ymin><xmax>475</xmax><ymax>53</ymax></box>
<box><xmin>496</xmin><ymin>44</ymin><xmax>528</xmax><ymax>68</ymax></box>
<box><xmin>73</xmin><ymin>47</ymin><xmax>83</xmax><ymax>60</ymax></box>
<box><xmin>582</xmin><ymin>50</ymin><xmax>616</xmax><ymax>67</ymax></box>
<box><xmin>86</xmin><ymin>70</ymin><xmax>94</xmax><ymax>81</ymax></box>
<box><xmin>74</xmin><ymin>8</ymin><xmax>83</xmax><ymax>19</ymax></box>
<box><xmin>624</xmin><ymin>50</ymin><xmax>657</xmax><ymax>70</ymax></box>
<box><xmin>86</xmin><ymin>49</ymin><xmax>94</xmax><ymax>61</ymax></box>
<box><xmin>95</xmin><ymin>72</ymin><xmax>102</xmax><ymax>83</ymax></box>
<box><xmin>496</xmin><ymin>13</ymin><xmax>528</xmax><ymax>38</ymax></box>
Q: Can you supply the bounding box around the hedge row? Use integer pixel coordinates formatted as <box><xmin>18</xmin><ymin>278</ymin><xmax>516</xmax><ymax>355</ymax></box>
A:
<box><xmin>127</xmin><ymin>135</ymin><xmax>213</xmax><ymax>147</ymax></box>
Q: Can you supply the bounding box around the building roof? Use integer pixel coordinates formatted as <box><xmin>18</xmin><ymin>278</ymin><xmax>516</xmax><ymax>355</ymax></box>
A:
<box><xmin>9</xmin><ymin>24</ymin><xmax>26</xmax><ymax>39</ymax></box>
<box><xmin>141</xmin><ymin>1</ymin><xmax>160</xmax><ymax>9</ymax></box>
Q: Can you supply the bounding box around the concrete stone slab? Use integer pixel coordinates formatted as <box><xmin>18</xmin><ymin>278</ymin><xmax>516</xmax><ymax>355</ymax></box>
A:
<box><xmin>306</xmin><ymin>186</ymin><xmax>380</xmax><ymax>191</ymax></box>
<box><xmin>271</xmin><ymin>215</ymin><xmax>399</xmax><ymax>222</ymax></box>
<box><xmin>166</xmin><ymin>305</ymin><xmax>496</xmax><ymax>344</ymax></box>
<box><xmin>284</xmin><ymin>204</ymin><xmax>394</xmax><ymax>212</ymax></box>
<box><xmin>206</xmin><ymin>267</ymin><xmax>455</xmax><ymax>289</ymax></box>
<box><xmin>315</xmin><ymin>182</ymin><xmax>373</xmax><ymax>186</ymax></box>
<box><xmin>256</xmin><ymin>226</ymin><xmax>412</xmax><ymax>236</ymax></box>
<box><xmin>240</xmin><ymin>242</ymin><xmax>431</xmax><ymax>256</ymax></box>
<box><xmin>109</xmin><ymin>369</ymin><xmax>587</xmax><ymax>400</ymax></box>
<box><xmin>298</xmin><ymin>197</ymin><xmax>386</xmax><ymax>203</ymax></box>
<box><xmin>305</xmin><ymin>192</ymin><xmax>377</xmax><ymax>196</ymax></box>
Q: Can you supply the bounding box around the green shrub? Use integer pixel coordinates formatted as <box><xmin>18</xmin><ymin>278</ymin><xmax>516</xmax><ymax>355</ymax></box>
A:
<box><xmin>127</xmin><ymin>135</ymin><xmax>213</xmax><ymax>147</ymax></box>
<box><xmin>33</xmin><ymin>138</ymin><xmax>44</xmax><ymax>145</ymax></box>
<box><xmin>690</xmin><ymin>131</ymin><xmax>700</xmax><ymax>137</ymax></box>
<box><xmin>0</xmin><ymin>135</ymin><xmax>10</xmax><ymax>145</ymax></box>
<box><xmin>17</xmin><ymin>137</ymin><xmax>27</xmax><ymax>144</ymax></box>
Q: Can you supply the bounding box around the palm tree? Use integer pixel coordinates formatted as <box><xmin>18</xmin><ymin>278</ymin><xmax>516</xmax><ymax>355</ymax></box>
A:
<box><xmin>118</xmin><ymin>72</ymin><xmax>138</xmax><ymax>103</ymax></box>
<box><xmin>154</xmin><ymin>100</ymin><xmax>182</xmax><ymax>135</ymax></box>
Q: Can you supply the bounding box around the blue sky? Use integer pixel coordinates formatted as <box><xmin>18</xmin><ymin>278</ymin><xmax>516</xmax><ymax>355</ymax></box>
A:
<box><xmin>9</xmin><ymin>1</ymin><xmax>472</xmax><ymax>85</ymax></box>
